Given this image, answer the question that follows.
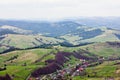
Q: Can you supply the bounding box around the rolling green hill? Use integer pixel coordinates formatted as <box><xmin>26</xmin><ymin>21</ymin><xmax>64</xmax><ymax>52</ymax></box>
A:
<box><xmin>0</xmin><ymin>42</ymin><xmax>120</xmax><ymax>80</ymax></box>
<box><xmin>80</xmin><ymin>42</ymin><xmax>120</xmax><ymax>57</ymax></box>
<box><xmin>0</xmin><ymin>25</ymin><xmax>120</xmax><ymax>54</ymax></box>
<box><xmin>0</xmin><ymin>34</ymin><xmax>63</xmax><ymax>53</ymax></box>
<box><xmin>60</xmin><ymin>27</ymin><xmax>120</xmax><ymax>45</ymax></box>
<box><xmin>0</xmin><ymin>48</ymin><xmax>56</xmax><ymax>80</ymax></box>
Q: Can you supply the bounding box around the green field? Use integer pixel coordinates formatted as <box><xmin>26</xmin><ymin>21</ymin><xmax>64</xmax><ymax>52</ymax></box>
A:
<box><xmin>0</xmin><ymin>42</ymin><xmax>120</xmax><ymax>80</ymax></box>
<box><xmin>73</xmin><ymin>60</ymin><xmax>120</xmax><ymax>80</ymax></box>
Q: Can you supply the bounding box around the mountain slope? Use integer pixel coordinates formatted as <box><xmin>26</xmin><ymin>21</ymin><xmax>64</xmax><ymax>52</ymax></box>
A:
<box><xmin>0</xmin><ymin>34</ymin><xmax>63</xmax><ymax>54</ymax></box>
<box><xmin>74</xmin><ymin>17</ymin><xmax>120</xmax><ymax>30</ymax></box>
<box><xmin>0</xmin><ymin>20</ymin><xmax>119</xmax><ymax>51</ymax></box>
<box><xmin>0</xmin><ymin>34</ymin><xmax>63</xmax><ymax>49</ymax></box>
<box><xmin>0</xmin><ymin>20</ymin><xmax>81</xmax><ymax>37</ymax></box>
<box><xmin>0</xmin><ymin>25</ymin><xmax>32</xmax><ymax>35</ymax></box>
<box><xmin>60</xmin><ymin>27</ymin><xmax>120</xmax><ymax>45</ymax></box>
<box><xmin>0</xmin><ymin>42</ymin><xmax>120</xmax><ymax>80</ymax></box>
<box><xmin>81</xmin><ymin>42</ymin><xmax>120</xmax><ymax>57</ymax></box>
<box><xmin>0</xmin><ymin>26</ymin><xmax>119</xmax><ymax>52</ymax></box>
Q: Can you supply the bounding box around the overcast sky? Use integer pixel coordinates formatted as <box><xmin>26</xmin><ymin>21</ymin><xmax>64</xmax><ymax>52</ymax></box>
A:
<box><xmin>0</xmin><ymin>0</ymin><xmax>120</xmax><ymax>20</ymax></box>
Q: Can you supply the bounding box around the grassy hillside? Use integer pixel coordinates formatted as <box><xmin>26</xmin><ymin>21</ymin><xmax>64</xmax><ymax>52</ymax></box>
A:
<box><xmin>0</xmin><ymin>26</ymin><xmax>119</xmax><ymax>54</ymax></box>
<box><xmin>0</xmin><ymin>25</ymin><xmax>32</xmax><ymax>35</ymax></box>
<box><xmin>73</xmin><ymin>60</ymin><xmax>120</xmax><ymax>80</ymax></box>
<box><xmin>0</xmin><ymin>46</ymin><xmax>10</xmax><ymax>53</ymax></box>
<box><xmin>60</xmin><ymin>27</ymin><xmax>120</xmax><ymax>45</ymax></box>
<box><xmin>80</xmin><ymin>42</ymin><xmax>120</xmax><ymax>57</ymax></box>
<box><xmin>0</xmin><ymin>48</ymin><xmax>56</xmax><ymax>80</ymax></box>
<box><xmin>0</xmin><ymin>48</ymin><xmax>56</xmax><ymax>65</ymax></box>
<box><xmin>0</xmin><ymin>34</ymin><xmax>63</xmax><ymax>49</ymax></box>
<box><xmin>0</xmin><ymin>42</ymin><xmax>120</xmax><ymax>80</ymax></box>
<box><xmin>81</xmin><ymin>28</ymin><xmax>120</xmax><ymax>43</ymax></box>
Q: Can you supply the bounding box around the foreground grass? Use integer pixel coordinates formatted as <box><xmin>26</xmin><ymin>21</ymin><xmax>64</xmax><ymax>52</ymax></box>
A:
<box><xmin>73</xmin><ymin>61</ymin><xmax>120</xmax><ymax>80</ymax></box>
<box><xmin>0</xmin><ymin>42</ymin><xmax>120</xmax><ymax>80</ymax></box>
<box><xmin>0</xmin><ymin>65</ymin><xmax>39</xmax><ymax>80</ymax></box>
<box><xmin>0</xmin><ymin>48</ymin><xmax>56</xmax><ymax>80</ymax></box>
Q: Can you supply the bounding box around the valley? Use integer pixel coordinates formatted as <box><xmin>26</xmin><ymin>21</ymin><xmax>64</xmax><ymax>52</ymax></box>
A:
<box><xmin>0</xmin><ymin>21</ymin><xmax>120</xmax><ymax>54</ymax></box>
<box><xmin>0</xmin><ymin>42</ymin><xmax>120</xmax><ymax>80</ymax></box>
<box><xmin>0</xmin><ymin>19</ymin><xmax>120</xmax><ymax>80</ymax></box>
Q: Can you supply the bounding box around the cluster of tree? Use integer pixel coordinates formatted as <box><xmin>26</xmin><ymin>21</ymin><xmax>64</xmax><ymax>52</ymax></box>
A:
<box><xmin>0</xmin><ymin>67</ymin><xmax>6</xmax><ymax>71</ymax></box>
<box><xmin>115</xmin><ymin>34</ymin><xmax>120</xmax><ymax>39</ymax></box>
<box><xmin>31</xmin><ymin>50</ymin><xmax>98</xmax><ymax>78</ymax></box>
<box><xmin>45</xmin><ymin>59</ymin><xmax>55</xmax><ymax>64</ymax></box>
<box><xmin>73</xmin><ymin>52</ymin><xmax>96</xmax><ymax>61</ymax></box>
<box><xmin>60</xmin><ymin>41</ymin><xmax>94</xmax><ymax>47</ymax></box>
<box><xmin>107</xmin><ymin>42</ymin><xmax>120</xmax><ymax>48</ymax></box>
<box><xmin>114</xmin><ymin>62</ymin><xmax>120</xmax><ymax>65</ymax></box>
<box><xmin>79</xmin><ymin>29</ymin><xmax>103</xmax><ymax>40</ymax></box>
<box><xmin>0</xmin><ymin>47</ymin><xmax>19</xmax><ymax>54</ymax></box>
<box><xmin>0</xmin><ymin>36</ymin><xmax>5</xmax><ymax>40</ymax></box>
<box><xmin>31</xmin><ymin>62</ymin><xmax>61</xmax><ymax>77</ymax></box>
<box><xmin>31</xmin><ymin>52</ymin><xmax>71</xmax><ymax>77</ymax></box>
<box><xmin>54</xmin><ymin>52</ymin><xmax>71</xmax><ymax>65</ymax></box>
<box><xmin>0</xmin><ymin>64</ymin><xmax>7</xmax><ymax>71</ymax></box>
<box><xmin>87</xmin><ymin>61</ymin><xmax>103</xmax><ymax>67</ymax></box>
<box><xmin>5</xmin><ymin>55</ymin><xmax>18</xmax><ymax>62</ymax></box>
<box><xmin>35</xmin><ymin>51</ymin><xmax>54</xmax><ymax>63</ymax></box>
<box><xmin>0</xmin><ymin>74</ymin><xmax>12</xmax><ymax>80</ymax></box>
